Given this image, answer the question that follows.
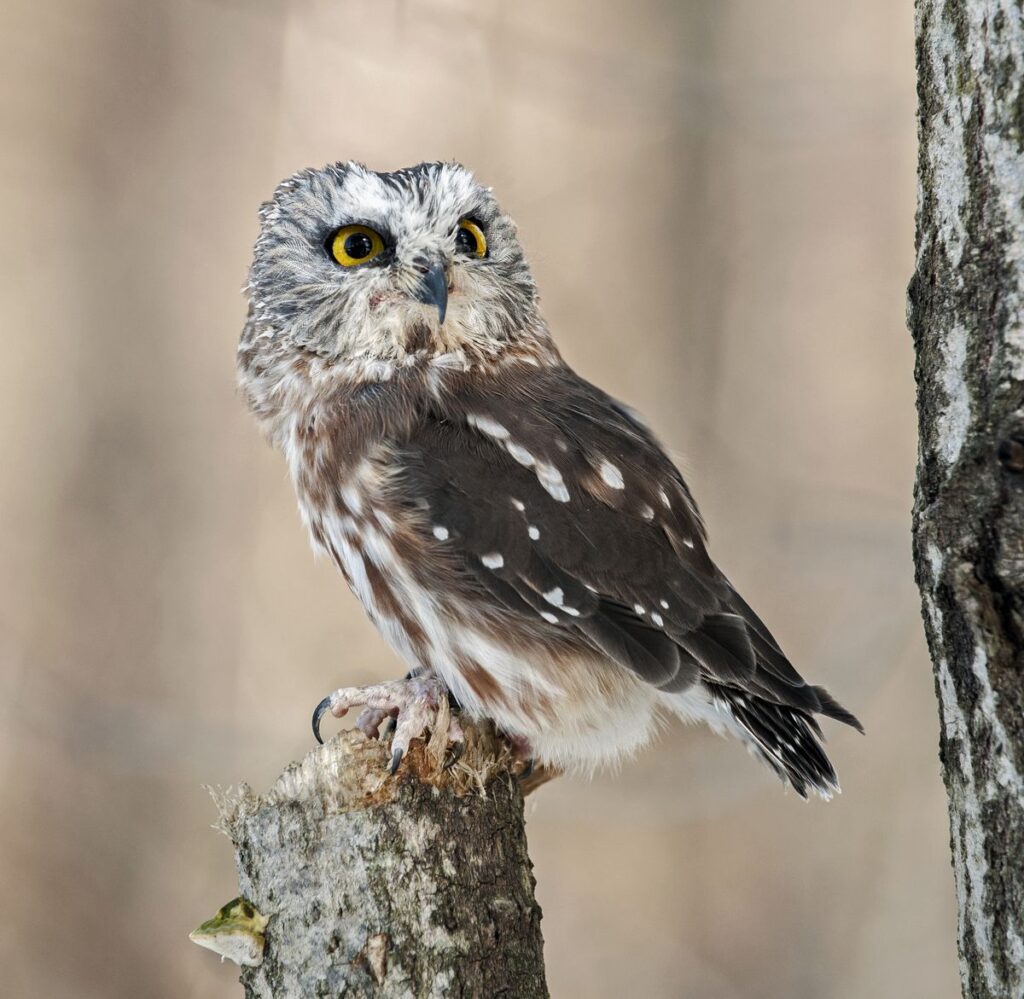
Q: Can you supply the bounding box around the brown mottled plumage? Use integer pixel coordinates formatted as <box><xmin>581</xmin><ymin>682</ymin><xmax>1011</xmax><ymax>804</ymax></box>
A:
<box><xmin>238</xmin><ymin>161</ymin><xmax>860</xmax><ymax>796</ymax></box>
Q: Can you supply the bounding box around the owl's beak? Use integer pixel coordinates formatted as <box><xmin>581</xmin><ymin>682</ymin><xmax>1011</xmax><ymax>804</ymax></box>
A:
<box><xmin>413</xmin><ymin>262</ymin><xmax>449</xmax><ymax>325</ymax></box>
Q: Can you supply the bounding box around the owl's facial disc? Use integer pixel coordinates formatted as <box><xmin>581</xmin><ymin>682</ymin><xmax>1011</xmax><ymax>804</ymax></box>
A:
<box><xmin>246</xmin><ymin>161</ymin><xmax>541</xmax><ymax>364</ymax></box>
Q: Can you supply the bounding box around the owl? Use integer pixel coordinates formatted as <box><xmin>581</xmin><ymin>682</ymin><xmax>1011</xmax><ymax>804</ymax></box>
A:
<box><xmin>238</xmin><ymin>161</ymin><xmax>860</xmax><ymax>797</ymax></box>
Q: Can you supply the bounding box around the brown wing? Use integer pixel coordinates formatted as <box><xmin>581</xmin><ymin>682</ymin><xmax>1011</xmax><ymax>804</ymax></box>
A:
<box><xmin>394</xmin><ymin>363</ymin><xmax>858</xmax><ymax>727</ymax></box>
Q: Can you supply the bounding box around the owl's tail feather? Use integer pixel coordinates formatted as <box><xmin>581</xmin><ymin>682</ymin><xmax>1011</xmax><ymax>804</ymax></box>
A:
<box><xmin>710</xmin><ymin>684</ymin><xmax>859</xmax><ymax>799</ymax></box>
<box><xmin>813</xmin><ymin>686</ymin><xmax>864</xmax><ymax>732</ymax></box>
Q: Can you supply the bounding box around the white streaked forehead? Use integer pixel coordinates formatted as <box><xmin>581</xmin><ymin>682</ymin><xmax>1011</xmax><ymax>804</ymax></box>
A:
<box><xmin>320</xmin><ymin>162</ymin><xmax>488</xmax><ymax>233</ymax></box>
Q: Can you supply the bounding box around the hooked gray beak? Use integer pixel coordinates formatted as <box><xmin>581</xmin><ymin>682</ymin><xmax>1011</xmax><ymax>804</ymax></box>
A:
<box><xmin>413</xmin><ymin>262</ymin><xmax>449</xmax><ymax>324</ymax></box>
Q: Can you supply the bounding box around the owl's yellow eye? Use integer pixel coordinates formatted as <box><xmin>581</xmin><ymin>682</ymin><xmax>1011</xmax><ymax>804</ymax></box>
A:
<box><xmin>330</xmin><ymin>225</ymin><xmax>385</xmax><ymax>267</ymax></box>
<box><xmin>455</xmin><ymin>219</ymin><xmax>487</xmax><ymax>258</ymax></box>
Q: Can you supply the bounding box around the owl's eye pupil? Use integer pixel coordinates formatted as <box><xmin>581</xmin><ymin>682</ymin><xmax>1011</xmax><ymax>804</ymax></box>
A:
<box><xmin>329</xmin><ymin>224</ymin><xmax>385</xmax><ymax>267</ymax></box>
<box><xmin>344</xmin><ymin>232</ymin><xmax>374</xmax><ymax>260</ymax></box>
<box><xmin>455</xmin><ymin>227</ymin><xmax>477</xmax><ymax>254</ymax></box>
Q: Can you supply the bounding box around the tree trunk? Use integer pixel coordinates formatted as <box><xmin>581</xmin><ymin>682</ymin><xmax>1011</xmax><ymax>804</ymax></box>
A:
<box><xmin>909</xmin><ymin>2</ymin><xmax>1024</xmax><ymax>996</ymax></box>
<box><xmin>198</xmin><ymin>716</ymin><xmax>548</xmax><ymax>998</ymax></box>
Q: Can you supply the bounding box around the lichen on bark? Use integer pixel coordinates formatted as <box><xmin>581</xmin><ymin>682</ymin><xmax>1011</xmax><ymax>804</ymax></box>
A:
<box><xmin>910</xmin><ymin>2</ymin><xmax>1024</xmax><ymax>996</ymax></box>
<box><xmin>208</xmin><ymin>717</ymin><xmax>548</xmax><ymax>998</ymax></box>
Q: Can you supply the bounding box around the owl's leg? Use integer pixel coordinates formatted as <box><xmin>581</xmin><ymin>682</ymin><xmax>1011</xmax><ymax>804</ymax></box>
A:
<box><xmin>312</xmin><ymin>675</ymin><xmax>464</xmax><ymax>774</ymax></box>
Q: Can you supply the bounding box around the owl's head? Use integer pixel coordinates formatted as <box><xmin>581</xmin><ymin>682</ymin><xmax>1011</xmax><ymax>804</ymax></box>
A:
<box><xmin>242</xmin><ymin>161</ymin><xmax>547</xmax><ymax>371</ymax></box>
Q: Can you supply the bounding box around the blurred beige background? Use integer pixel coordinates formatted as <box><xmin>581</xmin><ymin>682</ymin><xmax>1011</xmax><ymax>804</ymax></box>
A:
<box><xmin>0</xmin><ymin>1</ymin><xmax>955</xmax><ymax>997</ymax></box>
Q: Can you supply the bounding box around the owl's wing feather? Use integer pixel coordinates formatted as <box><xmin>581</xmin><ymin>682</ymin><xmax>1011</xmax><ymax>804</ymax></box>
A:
<box><xmin>394</xmin><ymin>365</ymin><xmax>858</xmax><ymax>728</ymax></box>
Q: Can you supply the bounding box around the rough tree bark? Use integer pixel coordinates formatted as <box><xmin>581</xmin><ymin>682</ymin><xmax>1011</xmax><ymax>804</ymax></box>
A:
<box><xmin>193</xmin><ymin>713</ymin><xmax>548</xmax><ymax>998</ymax></box>
<box><xmin>910</xmin><ymin>2</ymin><xmax>1024</xmax><ymax>996</ymax></box>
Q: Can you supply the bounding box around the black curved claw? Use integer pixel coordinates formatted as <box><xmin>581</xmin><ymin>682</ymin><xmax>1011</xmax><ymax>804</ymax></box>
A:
<box><xmin>387</xmin><ymin>746</ymin><xmax>404</xmax><ymax>775</ymax></box>
<box><xmin>443</xmin><ymin>741</ymin><xmax>465</xmax><ymax>771</ymax></box>
<box><xmin>380</xmin><ymin>716</ymin><xmax>397</xmax><ymax>741</ymax></box>
<box><xmin>312</xmin><ymin>695</ymin><xmax>333</xmax><ymax>745</ymax></box>
<box><xmin>517</xmin><ymin>758</ymin><xmax>535</xmax><ymax>781</ymax></box>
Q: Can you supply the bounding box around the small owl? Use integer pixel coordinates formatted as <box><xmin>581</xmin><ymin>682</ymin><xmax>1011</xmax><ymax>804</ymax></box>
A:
<box><xmin>239</xmin><ymin>161</ymin><xmax>860</xmax><ymax>796</ymax></box>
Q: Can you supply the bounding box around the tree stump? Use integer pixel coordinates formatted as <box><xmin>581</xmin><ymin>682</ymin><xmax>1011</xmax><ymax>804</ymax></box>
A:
<box><xmin>196</xmin><ymin>715</ymin><xmax>548</xmax><ymax>998</ymax></box>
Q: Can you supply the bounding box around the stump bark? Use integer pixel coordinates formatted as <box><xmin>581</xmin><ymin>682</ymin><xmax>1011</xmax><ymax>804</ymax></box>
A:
<box><xmin>205</xmin><ymin>717</ymin><xmax>548</xmax><ymax>998</ymax></box>
<box><xmin>910</xmin><ymin>1</ymin><xmax>1024</xmax><ymax>996</ymax></box>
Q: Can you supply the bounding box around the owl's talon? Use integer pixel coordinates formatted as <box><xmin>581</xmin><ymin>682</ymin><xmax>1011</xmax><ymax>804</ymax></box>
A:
<box><xmin>380</xmin><ymin>715</ymin><xmax>397</xmax><ymax>740</ymax></box>
<box><xmin>443</xmin><ymin>741</ymin><xmax>465</xmax><ymax>771</ymax></box>
<box><xmin>387</xmin><ymin>746</ymin><xmax>404</xmax><ymax>775</ymax></box>
<box><xmin>443</xmin><ymin>714</ymin><xmax>466</xmax><ymax>770</ymax></box>
<box><xmin>312</xmin><ymin>696</ymin><xmax>333</xmax><ymax>745</ymax></box>
<box><xmin>518</xmin><ymin>758</ymin><xmax>535</xmax><ymax>781</ymax></box>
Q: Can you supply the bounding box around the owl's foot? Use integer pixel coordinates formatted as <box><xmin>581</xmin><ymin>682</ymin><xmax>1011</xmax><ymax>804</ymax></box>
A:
<box><xmin>312</xmin><ymin>676</ymin><xmax>464</xmax><ymax>775</ymax></box>
<box><xmin>503</xmin><ymin>732</ymin><xmax>561</xmax><ymax>793</ymax></box>
<box><xmin>505</xmin><ymin>734</ymin><xmax>536</xmax><ymax>779</ymax></box>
